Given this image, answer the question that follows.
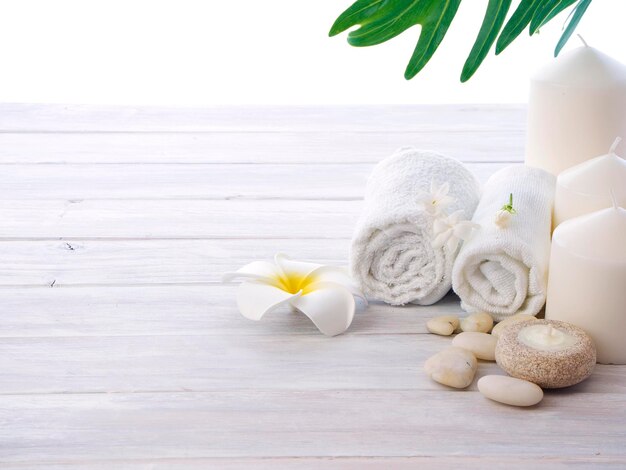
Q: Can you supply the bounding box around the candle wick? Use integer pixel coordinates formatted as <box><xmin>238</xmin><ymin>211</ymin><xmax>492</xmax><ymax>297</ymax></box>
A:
<box><xmin>577</xmin><ymin>34</ymin><xmax>589</xmax><ymax>47</ymax></box>
<box><xmin>609</xmin><ymin>136</ymin><xmax>622</xmax><ymax>156</ymax></box>
<box><xmin>610</xmin><ymin>189</ymin><xmax>619</xmax><ymax>210</ymax></box>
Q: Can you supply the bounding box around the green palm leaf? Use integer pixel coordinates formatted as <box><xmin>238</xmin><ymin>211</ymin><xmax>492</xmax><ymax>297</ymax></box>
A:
<box><xmin>329</xmin><ymin>0</ymin><xmax>594</xmax><ymax>82</ymax></box>
<box><xmin>495</xmin><ymin>0</ymin><xmax>542</xmax><ymax>55</ymax></box>
<box><xmin>554</xmin><ymin>0</ymin><xmax>592</xmax><ymax>56</ymax></box>
<box><xmin>530</xmin><ymin>0</ymin><xmax>577</xmax><ymax>35</ymax></box>
<box><xmin>329</xmin><ymin>0</ymin><xmax>462</xmax><ymax>79</ymax></box>
<box><xmin>461</xmin><ymin>0</ymin><xmax>512</xmax><ymax>82</ymax></box>
<box><xmin>405</xmin><ymin>0</ymin><xmax>462</xmax><ymax>79</ymax></box>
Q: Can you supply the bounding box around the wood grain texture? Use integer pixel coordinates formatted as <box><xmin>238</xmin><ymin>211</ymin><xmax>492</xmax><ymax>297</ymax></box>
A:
<box><xmin>0</xmin><ymin>286</ymin><xmax>459</xmax><ymax>337</ymax></box>
<box><xmin>0</xmin><ymin>199</ymin><xmax>361</xmax><ymax>239</ymax></box>
<box><xmin>0</xmin><ymin>103</ymin><xmax>525</xmax><ymax>132</ymax></box>
<box><xmin>0</xmin><ymin>162</ymin><xmax>504</xmax><ymax>201</ymax></box>
<box><xmin>0</xmin><ymin>131</ymin><xmax>524</xmax><ymax>164</ymax></box>
<box><xmin>0</xmin><ymin>239</ymin><xmax>349</xmax><ymax>286</ymax></box>
<box><xmin>1</xmin><ymin>329</ymin><xmax>623</xmax><ymax>395</ymax></box>
<box><xmin>1</xmin><ymin>391</ymin><xmax>624</xmax><ymax>462</ymax></box>
<box><xmin>0</xmin><ymin>104</ymin><xmax>623</xmax><ymax>468</ymax></box>
<box><xmin>3</xmin><ymin>457</ymin><xmax>623</xmax><ymax>470</ymax></box>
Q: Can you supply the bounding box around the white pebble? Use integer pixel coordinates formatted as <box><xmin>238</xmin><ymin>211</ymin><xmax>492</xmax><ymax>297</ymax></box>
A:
<box><xmin>426</xmin><ymin>315</ymin><xmax>459</xmax><ymax>336</ymax></box>
<box><xmin>424</xmin><ymin>347</ymin><xmax>477</xmax><ymax>389</ymax></box>
<box><xmin>491</xmin><ymin>314</ymin><xmax>536</xmax><ymax>338</ymax></box>
<box><xmin>478</xmin><ymin>375</ymin><xmax>543</xmax><ymax>407</ymax></box>
<box><xmin>460</xmin><ymin>312</ymin><xmax>494</xmax><ymax>333</ymax></box>
<box><xmin>452</xmin><ymin>332</ymin><xmax>497</xmax><ymax>361</ymax></box>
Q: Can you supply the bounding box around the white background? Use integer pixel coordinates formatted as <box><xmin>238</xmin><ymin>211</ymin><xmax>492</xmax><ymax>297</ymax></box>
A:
<box><xmin>0</xmin><ymin>0</ymin><xmax>624</xmax><ymax>105</ymax></box>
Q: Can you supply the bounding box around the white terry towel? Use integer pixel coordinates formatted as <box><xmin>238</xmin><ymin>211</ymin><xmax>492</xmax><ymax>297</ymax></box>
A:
<box><xmin>350</xmin><ymin>147</ymin><xmax>480</xmax><ymax>305</ymax></box>
<box><xmin>452</xmin><ymin>165</ymin><xmax>556</xmax><ymax>321</ymax></box>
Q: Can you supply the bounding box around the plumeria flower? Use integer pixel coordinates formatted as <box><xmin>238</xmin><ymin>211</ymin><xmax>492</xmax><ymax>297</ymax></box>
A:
<box><xmin>432</xmin><ymin>210</ymin><xmax>479</xmax><ymax>254</ymax></box>
<box><xmin>223</xmin><ymin>253</ymin><xmax>366</xmax><ymax>336</ymax></box>
<box><xmin>416</xmin><ymin>180</ymin><xmax>456</xmax><ymax>216</ymax></box>
<box><xmin>494</xmin><ymin>193</ymin><xmax>517</xmax><ymax>229</ymax></box>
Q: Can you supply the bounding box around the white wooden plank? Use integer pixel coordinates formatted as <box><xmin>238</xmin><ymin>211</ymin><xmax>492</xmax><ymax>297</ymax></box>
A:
<box><xmin>0</xmin><ymin>239</ymin><xmax>348</xmax><ymax>286</ymax></box>
<box><xmin>0</xmin><ymin>131</ymin><xmax>524</xmax><ymax>164</ymax></box>
<box><xmin>0</xmin><ymin>391</ymin><xmax>623</xmax><ymax>462</ymax></box>
<box><xmin>0</xmin><ymin>104</ymin><xmax>525</xmax><ymax>132</ymax></box>
<box><xmin>0</xmin><ymin>327</ymin><xmax>622</xmax><ymax>394</ymax></box>
<box><xmin>0</xmin><ymin>200</ymin><xmax>360</xmax><ymax>239</ymax></box>
<box><xmin>3</xmin><ymin>456</ymin><xmax>621</xmax><ymax>470</ymax></box>
<box><xmin>0</xmin><ymin>162</ymin><xmax>504</xmax><ymax>200</ymax></box>
<box><xmin>0</xmin><ymin>285</ymin><xmax>623</xmax><ymax>393</ymax></box>
<box><xmin>0</xmin><ymin>333</ymin><xmax>497</xmax><ymax>394</ymax></box>
<box><xmin>0</xmin><ymin>286</ymin><xmax>461</xmax><ymax>337</ymax></box>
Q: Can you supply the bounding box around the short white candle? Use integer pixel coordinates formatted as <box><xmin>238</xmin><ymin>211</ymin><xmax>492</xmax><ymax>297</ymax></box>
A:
<box><xmin>518</xmin><ymin>324</ymin><xmax>578</xmax><ymax>352</ymax></box>
<box><xmin>526</xmin><ymin>42</ymin><xmax>626</xmax><ymax>175</ymax></box>
<box><xmin>546</xmin><ymin>196</ymin><xmax>626</xmax><ymax>364</ymax></box>
<box><xmin>553</xmin><ymin>137</ymin><xmax>626</xmax><ymax>228</ymax></box>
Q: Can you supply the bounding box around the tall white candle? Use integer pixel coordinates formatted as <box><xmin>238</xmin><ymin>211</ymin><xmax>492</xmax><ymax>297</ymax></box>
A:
<box><xmin>545</xmin><ymin>196</ymin><xmax>626</xmax><ymax>364</ymax></box>
<box><xmin>553</xmin><ymin>137</ymin><xmax>626</xmax><ymax>228</ymax></box>
<box><xmin>526</xmin><ymin>42</ymin><xmax>626</xmax><ymax>175</ymax></box>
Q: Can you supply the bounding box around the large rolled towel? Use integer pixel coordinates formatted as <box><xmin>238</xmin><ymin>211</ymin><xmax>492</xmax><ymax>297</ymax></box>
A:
<box><xmin>350</xmin><ymin>147</ymin><xmax>480</xmax><ymax>305</ymax></box>
<box><xmin>452</xmin><ymin>165</ymin><xmax>556</xmax><ymax>320</ymax></box>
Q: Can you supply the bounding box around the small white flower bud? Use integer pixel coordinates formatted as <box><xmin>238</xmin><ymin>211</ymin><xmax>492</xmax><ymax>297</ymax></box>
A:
<box><xmin>494</xmin><ymin>209</ymin><xmax>512</xmax><ymax>228</ymax></box>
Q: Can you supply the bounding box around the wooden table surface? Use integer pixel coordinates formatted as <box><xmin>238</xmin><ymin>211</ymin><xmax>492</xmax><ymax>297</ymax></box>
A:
<box><xmin>0</xmin><ymin>104</ymin><xmax>624</xmax><ymax>469</ymax></box>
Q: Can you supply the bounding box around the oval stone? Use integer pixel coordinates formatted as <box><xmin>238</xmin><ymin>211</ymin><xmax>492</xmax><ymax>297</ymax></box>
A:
<box><xmin>460</xmin><ymin>312</ymin><xmax>494</xmax><ymax>333</ymax></box>
<box><xmin>478</xmin><ymin>375</ymin><xmax>544</xmax><ymax>407</ymax></box>
<box><xmin>424</xmin><ymin>347</ymin><xmax>477</xmax><ymax>389</ymax></box>
<box><xmin>427</xmin><ymin>315</ymin><xmax>459</xmax><ymax>336</ymax></box>
<box><xmin>452</xmin><ymin>332</ymin><xmax>497</xmax><ymax>361</ymax></box>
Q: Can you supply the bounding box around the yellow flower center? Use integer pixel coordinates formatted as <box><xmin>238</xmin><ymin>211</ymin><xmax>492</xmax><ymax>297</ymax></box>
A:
<box><xmin>276</xmin><ymin>272</ymin><xmax>317</xmax><ymax>295</ymax></box>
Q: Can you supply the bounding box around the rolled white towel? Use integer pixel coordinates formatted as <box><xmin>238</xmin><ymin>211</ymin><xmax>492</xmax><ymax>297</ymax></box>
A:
<box><xmin>452</xmin><ymin>165</ymin><xmax>556</xmax><ymax>321</ymax></box>
<box><xmin>350</xmin><ymin>147</ymin><xmax>480</xmax><ymax>305</ymax></box>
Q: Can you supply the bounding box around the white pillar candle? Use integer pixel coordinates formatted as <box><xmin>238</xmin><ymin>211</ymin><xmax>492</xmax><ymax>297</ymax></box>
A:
<box><xmin>526</xmin><ymin>42</ymin><xmax>626</xmax><ymax>175</ymax></box>
<box><xmin>553</xmin><ymin>137</ymin><xmax>626</xmax><ymax>228</ymax></box>
<box><xmin>545</xmin><ymin>197</ymin><xmax>626</xmax><ymax>364</ymax></box>
<box><xmin>517</xmin><ymin>324</ymin><xmax>578</xmax><ymax>351</ymax></box>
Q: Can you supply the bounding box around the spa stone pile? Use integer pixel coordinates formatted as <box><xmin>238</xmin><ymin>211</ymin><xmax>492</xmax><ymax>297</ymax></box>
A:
<box><xmin>424</xmin><ymin>313</ymin><xmax>595</xmax><ymax>407</ymax></box>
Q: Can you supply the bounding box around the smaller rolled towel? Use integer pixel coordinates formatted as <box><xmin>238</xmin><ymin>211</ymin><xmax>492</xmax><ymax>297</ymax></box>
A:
<box><xmin>350</xmin><ymin>147</ymin><xmax>480</xmax><ymax>305</ymax></box>
<box><xmin>452</xmin><ymin>165</ymin><xmax>556</xmax><ymax>321</ymax></box>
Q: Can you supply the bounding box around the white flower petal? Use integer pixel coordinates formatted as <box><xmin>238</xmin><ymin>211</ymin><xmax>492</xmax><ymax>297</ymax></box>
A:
<box><xmin>445</xmin><ymin>235</ymin><xmax>460</xmax><ymax>254</ymax></box>
<box><xmin>433</xmin><ymin>218</ymin><xmax>449</xmax><ymax>235</ymax></box>
<box><xmin>432</xmin><ymin>230</ymin><xmax>450</xmax><ymax>248</ymax></box>
<box><xmin>453</xmin><ymin>221</ymin><xmax>479</xmax><ymax>240</ymax></box>
<box><xmin>290</xmin><ymin>283</ymin><xmax>355</xmax><ymax>336</ymax></box>
<box><xmin>436</xmin><ymin>195</ymin><xmax>455</xmax><ymax>212</ymax></box>
<box><xmin>447</xmin><ymin>210</ymin><xmax>465</xmax><ymax>224</ymax></box>
<box><xmin>222</xmin><ymin>261</ymin><xmax>281</xmax><ymax>285</ymax></box>
<box><xmin>274</xmin><ymin>253</ymin><xmax>321</xmax><ymax>281</ymax></box>
<box><xmin>236</xmin><ymin>281</ymin><xmax>301</xmax><ymax>321</ymax></box>
<box><xmin>305</xmin><ymin>265</ymin><xmax>366</xmax><ymax>303</ymax></box>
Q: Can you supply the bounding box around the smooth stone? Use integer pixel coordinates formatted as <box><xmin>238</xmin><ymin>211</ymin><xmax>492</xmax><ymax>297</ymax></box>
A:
<box><xmin>460</xmin><ymin>312</ymin><xmax>494</xmax><ymax>333</ymax></box>
<box><xmin>496</xmin><ymin>319</ymin><xmax>596</xmax><ymax>388</ymax></box>
<box><xmin>424</xmin><ymin>347</ymin><xmax>477</xmax><ymax>389</ymax></box>
<box><xmin>492</xmin><ymin>314</ymin><xmax>537</xmax><ymax>339</ymax></box>
<box><xmin>478</xmin><ymin>375</ymin><xmax>544</xmax><ymax>407</ymax></box>
<box><xmin>427</xmin><ymin>315</ymin><xmax>459</xmax><ymax>336</ymax></box>
<box><xmin>452</xmin><ymin>332</ymin><xmax>497</xmax><ymax>361</ymax></box>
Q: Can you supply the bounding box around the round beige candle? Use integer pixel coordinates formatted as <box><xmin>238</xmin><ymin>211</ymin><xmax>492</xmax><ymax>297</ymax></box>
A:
<box><xmin>526</xmin><ymin>42</ymin><xmax>626</xmax><ymax>176</ymax></box>
<box><xmin>546</xmin><ymin>197</ymin><xmax>626</xmax><ymax>364</ymax></box>
<box><xmin>496</xmin><ymin>319</ymin><xmax>596</xmax><ymax>388</ymax></box>
<box><xmin>553</xmin><ymin>137</ymin><xmax>626</xmax><ymax>228</ymax></box>
<box><xmin>517</xmin><ymin>324</ymin><xmax>578</xmax><ymax>351</ymax></box>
